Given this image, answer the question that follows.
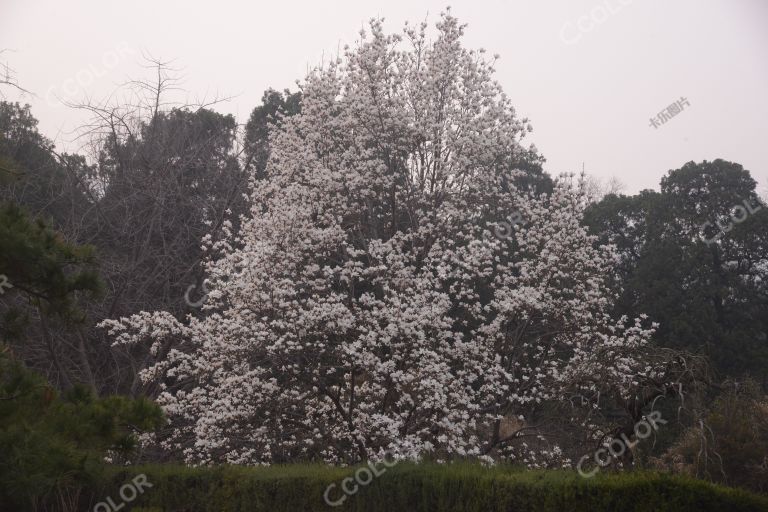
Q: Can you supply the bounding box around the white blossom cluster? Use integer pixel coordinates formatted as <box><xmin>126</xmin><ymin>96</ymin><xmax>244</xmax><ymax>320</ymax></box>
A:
<box><xmin>102</xmin><ymin>12</ymin><xmax>657</xmax><ymax>466</ymax></box>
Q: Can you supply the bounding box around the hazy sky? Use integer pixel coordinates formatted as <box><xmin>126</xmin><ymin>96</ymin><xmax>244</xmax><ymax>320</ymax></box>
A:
<box><xmin>2</xmin><ymin>0</ymin><xmax>767</xmax><ymax>193</ymax></box>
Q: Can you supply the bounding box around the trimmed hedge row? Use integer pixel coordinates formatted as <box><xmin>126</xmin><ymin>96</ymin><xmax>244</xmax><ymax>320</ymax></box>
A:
<box><xmin>81</xmin><ymin>463</ymin><xmax>768</xmax><ymax>512</ymax></box>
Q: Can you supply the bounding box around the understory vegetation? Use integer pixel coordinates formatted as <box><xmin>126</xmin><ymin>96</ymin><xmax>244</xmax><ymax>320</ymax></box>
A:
<box><xmin>1</xmin><ymin>9</ymin><xmax>766</xmax><ymax>512</ymax></box>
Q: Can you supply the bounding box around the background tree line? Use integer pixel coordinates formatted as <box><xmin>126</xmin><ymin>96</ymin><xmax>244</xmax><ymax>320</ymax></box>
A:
<box><xmin>0</xmin><ymin>65</ymin><xmax>302</xmax><ymax>395</ymax></box>
<box><xmin>0</xmin><ymin>61</ymin><xmax>766</xmax><ymax>495</ymax></box>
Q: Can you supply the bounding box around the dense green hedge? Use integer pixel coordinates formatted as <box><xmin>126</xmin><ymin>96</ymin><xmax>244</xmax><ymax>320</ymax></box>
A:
<box><xmin>81</xmin><ymin>464</ymin><xmax>768</xmax><ymax>512</ymax></box>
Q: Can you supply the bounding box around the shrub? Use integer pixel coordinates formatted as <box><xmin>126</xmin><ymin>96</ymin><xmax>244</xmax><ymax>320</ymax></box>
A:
<box><xmin>0</xmin><ymin>348</ymin><xmax>163</xmax><ymax>511</ymax></box>
<box><xmin>86</xmin><ymin>463</ymin><xmax>768</xmax><ymax>512</ymax></box>
<box><xmin>652</xmin><ymin>379</ymin><xmax>768</xmax><ymax>494</ymax></box>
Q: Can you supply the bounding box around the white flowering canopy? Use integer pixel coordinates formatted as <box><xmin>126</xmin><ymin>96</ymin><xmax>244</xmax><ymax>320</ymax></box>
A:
<box><xmin>103</xmin><ymin>11</ymin><xmax>656</xmax><ymax>466</ymax></box>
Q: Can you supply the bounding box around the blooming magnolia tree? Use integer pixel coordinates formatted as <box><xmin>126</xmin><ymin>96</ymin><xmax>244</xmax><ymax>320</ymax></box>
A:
<box><xmin>103</xmin><ymin>12</ymin><xmax>659</xmax><ymax>466</ymax></box>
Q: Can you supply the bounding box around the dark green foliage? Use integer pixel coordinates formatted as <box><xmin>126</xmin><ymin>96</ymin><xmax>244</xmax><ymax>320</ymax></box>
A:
<box><xmin>0</xmin><ymin>349</ymin><xmax>163</xmax><ymax>511</ymax></box>
<box><xmin>0</xmin><ymin>102</ymin><xmax>92</xmax><ymax>227</ymax></box>
<box><xmin>0</xmin><ymin>202</ymin><xmax>102</xmax><ymax>338</ymax></box>
<box><xmin>655</xmin><ymin>380</ymin><xmax>768</xmax><ymax>494</ymax></box>
<box><xmin>90</xmin><ymin>106</ymin><xmax>248</xmax><ymax>319</ymax></box>
<box><xmin>87</xmin><ymin>463</ymin><xmax>768</xmax><ymax>512</ymax></box>
<box><xmin>584</xmin><ymin>159</ymin><xmax>768</xmax><ymax>381</ymax></box>
<box><xmin>0</xmin><ymin>100</ymin><xmax>253</xmax><ymax>394</ymax></box>
<box><xmin>244</xmin><ymin>88</ymin><xmax>302</xmax><ymax>178</ymax></box>
<box><xmin>508</xmin><ymin>149</ymin><xmax>554</xmax><ymax>197</ymax></box>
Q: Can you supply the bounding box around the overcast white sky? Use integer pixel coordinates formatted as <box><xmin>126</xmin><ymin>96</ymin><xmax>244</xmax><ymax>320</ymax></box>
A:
<box><xmin>2</xmin><ymin>0</ymin><xmax>767</xmax><ymax>193</ymax></box>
